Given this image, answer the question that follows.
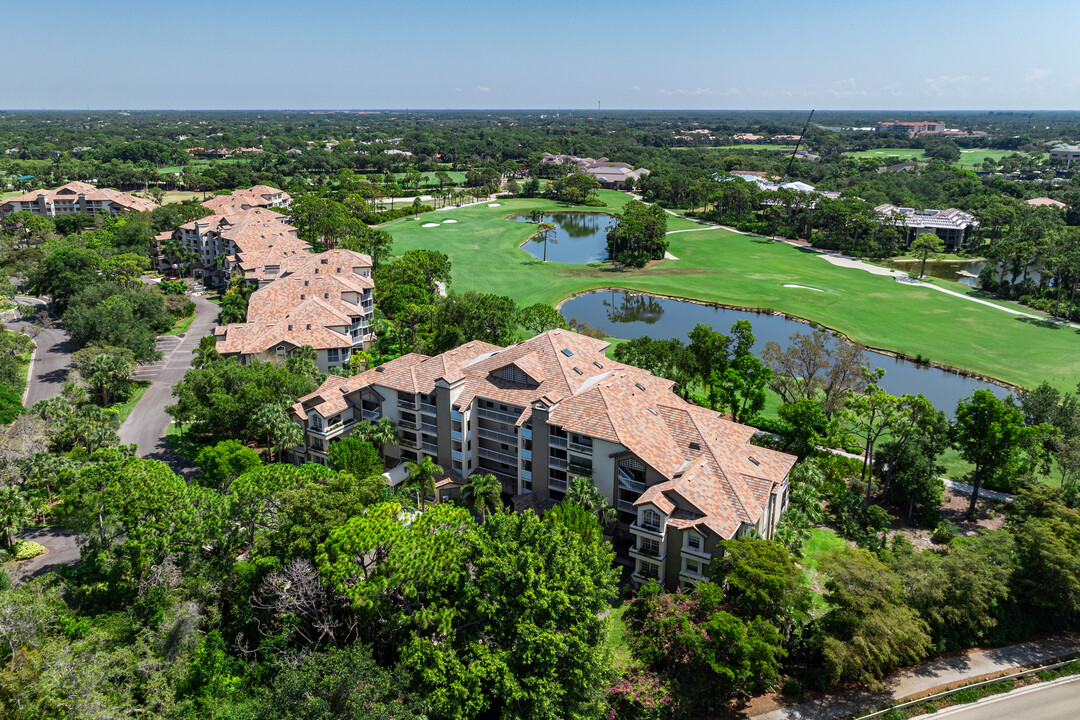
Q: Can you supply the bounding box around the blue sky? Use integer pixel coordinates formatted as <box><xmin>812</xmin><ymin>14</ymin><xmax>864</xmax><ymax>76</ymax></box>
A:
<box><xmin>6</xmin><ymin>0</ymin><xmax>1078</xmax><ymax>110</ymax></box>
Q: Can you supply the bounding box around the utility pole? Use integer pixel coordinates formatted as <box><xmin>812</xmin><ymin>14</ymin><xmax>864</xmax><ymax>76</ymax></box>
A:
<box><xmin>781</xmin><ymin>109</ymin><xmax>815</xmax><ymax>184</ymax></box>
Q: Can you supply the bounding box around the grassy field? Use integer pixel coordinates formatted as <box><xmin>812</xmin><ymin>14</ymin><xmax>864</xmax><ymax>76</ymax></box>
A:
<box><xmin>800</xmin><ymin>528</ymin><xmax>846</xmax><ymax>613</ymax></box>
<box><xmin>160</xmin><ymin>190</ymin><xmax>205</xmax><ymax>203</ymax></box>
<box><xmin>164</xmin><ymin>313</ymin><xmax>197</xmax><ymax>336</ymax></box>
<box><xmin>384</xmin><ymin>193</ymin><xmax>1080</xmax><ymax>392</ymax></box>
<box><xmin>845</xmin><ymin>147</ymin><xmax>1048</xmax><ymax>167</ymax></box>
<box><xmin>392</xmin><ymin>171</ymin><xmax>467</xmax><ymax>186</ymax></box>
<box><xmin>605</xmin><ymin>600</ymin><xmax>632</xmax><ymax>669</ymax></box>
<box><xmin>114</xmin><ymin>381</ymin><xmax>151</xmax><ymax>426</ymax></box>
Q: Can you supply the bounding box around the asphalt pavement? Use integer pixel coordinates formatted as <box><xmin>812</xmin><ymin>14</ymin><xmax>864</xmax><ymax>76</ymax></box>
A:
<box><xmin>4</xmin><ymin>296</ymin><xmax>73</xmax><ymax>407</ymax></box>
<box><xmin>118</xmin><ymin>293</ymin><xmax>218</xmax><ymax>475</ymax></box>
<box><xmin>12</xmin><ymin>527</ymin><xmax>79</xmax><ymax>584</ymax></box>
<box><xmin>909</xmin><ymin>675</ymin><xmax>1080</xmax><ymax>720</ymax></box>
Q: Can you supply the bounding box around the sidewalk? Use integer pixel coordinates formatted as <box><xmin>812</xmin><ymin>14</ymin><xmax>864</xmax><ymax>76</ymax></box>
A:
<box><xmin>747</xmin><ymin>633</ymin><xmax>1080</xmax><ymax>720</ymax></box>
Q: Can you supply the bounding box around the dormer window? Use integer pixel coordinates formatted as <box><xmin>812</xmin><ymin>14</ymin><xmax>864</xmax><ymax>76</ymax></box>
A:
<box><xmin>687</xmin><ymin>534</ymin><xmax>701</xmax><ymax>550</ymax></box>
<box><xmin>642</xmin><ymin>508</ymin><xmax>662</xmax><ymax>532</ymax></box>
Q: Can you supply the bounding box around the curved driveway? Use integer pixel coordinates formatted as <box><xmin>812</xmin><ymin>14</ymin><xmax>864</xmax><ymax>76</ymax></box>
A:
<box><xmin>119</xmin><ymin>294</ymin><xmax>218</xmax><ymax>475</ymax></box>
<box><xmin>5</xmin><ymin>296</ymin><xmax>73</xmax><ymax>407</ymax></box>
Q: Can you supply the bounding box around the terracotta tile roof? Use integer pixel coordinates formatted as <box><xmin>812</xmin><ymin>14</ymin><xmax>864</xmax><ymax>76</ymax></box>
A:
<box><xmin>202</xmin><ymin>185</ymin><xmax>291</xmax><ymax>213</ymax></box>
<box><xmin>246</xmin><ymin>265</ymin><xmax>372</xmax><ymax>323</ymax></box>
<box><xmin>292</xmin><ymin>329</ymin><xmax>798</xmax><ymax>538</ymax></box>
<box><xmin>215</xmin><ymin>321</ymin><xmax>352</xmax><ymax>358</ymax></box>
<box><xmin>4</xmin><ymin>181</ymin><xmax>158</xmax><ymax>212</ymax></box>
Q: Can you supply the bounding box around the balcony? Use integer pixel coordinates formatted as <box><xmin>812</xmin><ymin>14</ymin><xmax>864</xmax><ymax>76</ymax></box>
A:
<box><xmin>452</xmin><ymin>449</ymin><xmax>462</xmax><ymax>462</ymax></box>
<box><xmin>629</xmin><ymin>544</ymin><xmax>665</xmax><ymax>562</ymax></box>
<box><xmin>632</xmin><ymin>570</ymin><xmax>663</xmax><ymax>586</ymax></box>
<box><xmin>420</xmin><ymin>402</ymin><xmax>437</xmax><ymax>415</ymax></box>
<box><xmin>630</xmin><ymin>521</ymin><xmax>665</xmax><ymax>539</ymax></box>
<box><xmin>521</xmin><ymin>426</ymin><xmax>532</xmax><ymax>439</ymax></box>
<box><xmin>521</xmin><ymin>448</ymin><xmax>532</xmax><ymax>461</ymax></box>
<box><xmin>679</xmin><ymin>568</ymin><xmax>707</xmax><ymax>584</ymax></box>
<box><xmin>397</xmin><ymin>398</ymin><xmax>417</xmax><ymax>410</ymax></box>
<box><xmin>397</xmin><ymin>418</ymin><xmax>417</xmax><ymax>430</ymax></box>
<box><xmin>422</xmin><ymin>442</ymin><xmax>438</xmax><ymax>456</ymax></box>
<box><xmin>568</xmin><ymin>461</ymin><xmax>593</xmax><ymax>477</ymax></box>
<box><xmin>477</xmin><ymin>447</ymin><xmax>518</xmax><ymax>466</ymax></box>
<box><xmin>618</xmin><ymin>468</ymin><xmax>646</xmax><ymax>494</ymax></box>
<box><xmin>568</xmin><ymin>441</ymin><xmax>593</xmax><ymax>455</ymax></box>
<box><xmin>682</xmin><ymin>544</ymin><xmax>711</xmax><ymax>561</ymax></box>
<box><xmin>522</xmin><ymin>468</ymin><xmax>532</xmax><ymax>482</ymax></box>
<box><xmin>548</xmin><ymin>435</ymin><xmax>567</xmax><ymax>448</ymax></box>
<box><xmin>477</xmin><ymin>407</ymin><xmax>521</xmax><ymax>425</ymax></box>
<box><xmin>478</xmin><ymin>427</ymin><xmax>518</xmax><ymax>445</ymax></box>
<box><xmin>361</xmin><ymin>407</ymin><xmax>381</xmax><ymax>421</ymax></box>
<box><xmin>451</xmin><ymin>429</ymin><xmax>462</xmax><ymax>441</ymax></box>
<box><xmin>451</xmin><ymin>409</ymin><xmax>462</xmax><ymax>421</ymax></box>
<box><xmin>548</xmin><ymin>475</ymin><xmax>568</xmax><ymax>491</ymax></box>
<box><xmin>399</xmin><ymin>436</ymin><xmax>419</xmax><ymax>449</ymax></box>
<box><xmin>548</xmin><ymin>456</ymin><xmax>567</xmax><ymax>470</ymax></box>
<box><xmin>421</xmin><ymin>422</ymin><xmax>438</xmax><ymax>436</ymax></box>
<box><xmin>617</xmin><ymin>498</ymin><xmax>639</xmax><ymax>515</ymax></box>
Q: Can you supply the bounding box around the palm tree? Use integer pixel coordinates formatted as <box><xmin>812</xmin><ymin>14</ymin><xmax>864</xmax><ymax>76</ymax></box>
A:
<box><xmin>251</xmin><ymin>403</ymin><xmax>299</xmax><ymax>461</ymax></box>
<box><xmin>356</xmin><ymin>417</ymin><xmax>399</xmax><ymax>461</ymax></box>
<box><xmin>462</xmin><ymin>473</ymin><xmax>503</xmax><ymax>521</ymax></box>
<box><xmin>405</xmin><ymin>455</ymin><xmax>443</xmax><ymax>510</ymax></box>
<box><xmin>0</xmin><ymin>486</ymin><xmax>32</xmax><ymax>549</ymax></box>
<box><xmin>565</xmin><ymin>476</ymin><xmax>617</xmax><ymax>528</ymax></box>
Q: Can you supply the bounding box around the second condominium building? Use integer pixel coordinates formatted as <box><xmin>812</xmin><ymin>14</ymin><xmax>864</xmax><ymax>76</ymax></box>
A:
<box><xmin>288</xmin><ymin>329</ymin><xmax>797</xmax><ymax>589</ymax></box>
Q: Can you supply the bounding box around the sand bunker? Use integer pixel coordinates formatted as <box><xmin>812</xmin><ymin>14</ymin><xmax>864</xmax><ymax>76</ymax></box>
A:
<box><xmin>487</xmin><ymin>203</ymin><xmax>502</xmax><ymax>207</ymax></box>
<box><xmin>664</xmin><ymin>251</ymin><xmax>679</xmax><ymax>260</ymax></box>
<box><xmin>442</xmin><ymin>219</ymin><xmax>458</xmax><ymax>224</ymax></box>
<box><xmin>784</xmin><ymin>284</ymin><xmax>824</xmax><ymax>292</ymax></box>
<box><xmin>422</xmin><ymin>223</ymin><xmax>440</xmax><ymax>228</ymax></box>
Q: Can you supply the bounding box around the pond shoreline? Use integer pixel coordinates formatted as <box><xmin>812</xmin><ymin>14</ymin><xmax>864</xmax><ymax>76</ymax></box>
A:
<box><xmin>555</xmin><ymin>287</ymin><xmax>1021</xmax><ymax>393</ymax></box>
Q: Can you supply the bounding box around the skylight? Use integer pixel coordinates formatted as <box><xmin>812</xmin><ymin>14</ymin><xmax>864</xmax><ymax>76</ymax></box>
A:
<box><xmin>561</xmin><ymin>348</ymin><xmax>574</xmax><ymax>357</ymax></box>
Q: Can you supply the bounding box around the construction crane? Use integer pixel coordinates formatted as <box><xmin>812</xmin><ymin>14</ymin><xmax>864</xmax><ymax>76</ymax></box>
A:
<box><xmin>781</xmin><ymin>109</ymin><xmax>815</xmax><ymax>184</ymax></box>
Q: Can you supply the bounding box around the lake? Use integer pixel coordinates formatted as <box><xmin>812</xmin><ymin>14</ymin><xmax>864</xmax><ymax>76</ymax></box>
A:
<box><xmin>511</xmin><ymin>212</ymin><xmax>614</xmax><ymax>264</ymax></box>
<box><xmin>560</xmin><ymin>290</ymin><xmax>1012</xmax><ymax>415</ymax></box>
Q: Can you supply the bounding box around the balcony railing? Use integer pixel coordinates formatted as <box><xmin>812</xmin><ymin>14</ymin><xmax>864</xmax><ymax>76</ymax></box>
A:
<box><xmin>421</xmin><ymin>422</ymin><xmax>438</xmax><ymax>435</ymax></box>
<box><xmin>568</xmin><ymin>462</ymin><xmax>593</xmax><ymax>477</ymax></box>
<box><xmin>451</xmin><ymin>429</ymin><xmax>462</xmax><ymax>441</ymax></box>
<box><xmin>618</xmin><ymin>468</ymin><xmax>646</xmax><ymax>494</ymax></box>
<box><xmin>521</xmin><ymin>426</ymin><xmax>532</xmax><ymax>439</ymax></box>
<box><xmin>420</xmin><ymin>402</ymin><xmax>437</xmax><ymax>415</ymax></box>
<box><xmin>630</xmin><ymin>521</ymin><xmax>665</xmax><ymax>538</ymax></box>
<box><xmin>477</xmin><ymin>447</ymin><xmax>518</xmax><ymax>466</ymax></box>
<box><xmin>400</xmin><ymin>436</ymin><xmax>419</xmax><ymax>449</ymax></box>
<box><xmin>451</xmin><ymin>409</ymin><xmax>463</xmax><ymax>421</ymax></box>
<box><xmin>397</xmin><ymin>419</ymin><xmax>417</xmax><ymax>430</ymax></box>
<box><xmin>548</xmin><ymin>456</ymin><xmax>568</xmax><ymax>470</ymax></box>
<box><xmin>477</xmin><ymin>407</ymin><xmax>521</xmax><ymax>425</ymax></box>
<box><xmin>522</xmin><ymin>468</ymin><xmax>532</xmax><ymax>482</ymax></box>
<box><xmin>521</xmin><ymin>448</ymin><xmax>532</xmax><ymax>461</ymax></box>
<box><xmin>478</xmin><ymin>427</ymin><xmax>518</xmax><ymax>445</ymax></box>
<box><xmin>548</xmin><ymin>475</ymin><xmax>568</xmax><ymax>491</ymax></box>
<box><xmin>548</xmin><ymin>435</ymin><xmax>567</xmax><ymax>448</ymax></box>
<box><xmin>568</xmin><ymin>441</ymin><xmax>593</xmax><ymax>455</ymax></box>
<box><xmin>422</xmin><ymin>442</ymin><xmax>438</xmax><ymax>455</ymax></box>
<box><xmin>617</xmin><ymin>499</ymin><xmax>639</xmax><ymax>515</ymax></box>
<box><xmin>397</xmin><ymin>398</ymin><xmax>416</xmax><ymax>410</ymax></box>
<box><xmin>629</xmin><ymin>544</ymin><xmax>665</xmax><ymax>561</ymax></box>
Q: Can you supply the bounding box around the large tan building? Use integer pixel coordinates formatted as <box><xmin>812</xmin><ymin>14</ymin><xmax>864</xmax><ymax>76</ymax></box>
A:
<box><xmin>214</xmin><ymin>249</ymin><xmax>375</xmax><ymax>373</ymax></box>
<box><xmin>201</xmin><ymin>184</ymin><xmax>292</xmax><ymax>214</ymax></box>
<box><xmin>288</xmin><ymin>329</ymin><xmax>797</xmax><ymax>590</ymax></box>
<box><xmin>0</xmin><ymin>181</ymin><xmax>158</xmax><ymax>218</ymax></box>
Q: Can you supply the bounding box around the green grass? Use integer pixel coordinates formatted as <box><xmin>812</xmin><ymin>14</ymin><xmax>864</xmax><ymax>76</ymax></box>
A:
<box><xmin>114</xmin><ymin>381</ymin><xmax>151</xmax><ymax>426</ymax></box>
<box><xmin>392</xmin><ymin>171</ymin><xmax>467</xmax><ymax>186</ymax></box>
<box><xmin>605</xmin><ymin>600</ymin><xmax>632</xmax><ymax>669</ymax></box>
<box><xmin>384</xmin><ymin>199</ymin><xmax>1080</xmax><ymax>393</ymax></box>
<box><xmin>801</xmin><ymin>528</ymin><xmax>846</xmax><ymax>613</ymax></box>
<box><xmin>956</xmin><ymin>148</ymin><xmax>1048</xmax><ymax>167</ymax></box>
<box><xmin>844</xmin><ymin>147</ymin><xmax>1048</xmax><ymax>168</ymax></box>
<box><xmin>166</xmin><ymin>422</ymin><xmax>208</xmax><ymax>464</ymax></box>
<box><xmin>164</xmin><ymin>313</ymin><xmax>196</xmax><ymax>336</ymax></box>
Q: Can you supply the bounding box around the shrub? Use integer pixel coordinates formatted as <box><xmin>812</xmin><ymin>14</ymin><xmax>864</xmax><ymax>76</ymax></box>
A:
<box><xmin>606</xmin><ymin>670</ymin><xmax>674</xmax><ymax>720</ymax></box>
<box><xmin>781</xmin><ymin>677</ymin><xmax>802</xmax><ymax>697</ymax></box>
<box><xmin>931</xmin><ymin>520</ymin><xmax>959</xmax><ymax>545</ymax></box>
<box><xmin>159</xmin><ymin>279</ymin><xmax>187</xmax><ymax>295</ymax></box>
<box><xmin>14</xmin><ymin>540</ymin><xmax>46</xmax><ymax>561</ymax></box>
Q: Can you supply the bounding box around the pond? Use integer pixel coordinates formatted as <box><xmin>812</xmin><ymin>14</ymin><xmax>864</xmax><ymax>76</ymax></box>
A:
<box><xmin>560</xmin><ymin>290</ymin><xmax>1012</xmax><ymax>415</ymax></box>
<box><xmin>511</xmin><ymin>212</ymin><xmax>613</xmax><ymax>264</ymax></box>
<box><xmin>881</xmin><ymin>259</ymin><xmax>1044</xmax><ymax>288</ymax></box>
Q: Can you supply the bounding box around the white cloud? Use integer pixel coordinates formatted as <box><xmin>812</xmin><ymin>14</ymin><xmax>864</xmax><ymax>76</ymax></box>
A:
<box><xmin>473</xmin><ymin>85</ymin><xmax>491</xmax><ymax>93</ymax></box>
<box><xmin>631</xmin><ymin>85</ymin><xmax>641</xmax><ymax>92</ymax></box>
<box><xmin>455</xmin><ymin>87</ymin><xmax>462</xmax><ymax>92</ymax></box>
<box><xmin>1024</xmin><ymin>67</ymin><xmax>1052</xmax><ymax>82</ymax></box>
<box><xmin>920</xmin><ymin>74</ymin><xmax>995</xmax><ymax>99</ymax></box>
<box><xmin>658</xmin><ymin>88</ymin><xmax>672</xmax><ymax>96</ymax></box>
<box><xmin>676</xmin><ymin>87</ymin><xmax>712</xmax><ymax>96</ymax></box>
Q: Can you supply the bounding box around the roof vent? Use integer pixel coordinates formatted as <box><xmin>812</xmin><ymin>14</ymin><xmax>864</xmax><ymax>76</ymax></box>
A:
<box><xmin>647</xmin><ymin>407</ymin><xmax>658</xmax><ymax>416</ymax></box>
<box><xmin>635</xmin><ymin>382</ymin><xmax>646</xmax><ymax>392</ymax></box>
<box><xmin>593</xmin><ymin>361</ymin><xmax>604</xmax><ymax>369</ymax></box>
<box><xmin>561</xmin><ymin>348</ymin><xmax>574</xmax><ymax>357</ymax></box>
<box><xmin>572</xmin><ymin>366</ymin><xmax>583</xmax><ymax>375</ymax></box>
<box><xmin>748</xmin><ymin>456</ymin><xmax>760</xmax><ymax>466</ymax></box>
<box><xmin>339</xmin><ymin>386</ymin><xmax>349</xmax><ymax>393</ymax></box>
<box><xmin>375</xmin><ymin>366</ymin><xmax>385</xmax><ymax>372</ymax></box>
<box><xmin>306</xmin><ymin>324</ymin><xmax>311</xmax><ymax>330</ymax></box>
<box><xmin>689</xmin><ymin>441</ymin><xmax>701</xmax><ymax>451</ymax></box>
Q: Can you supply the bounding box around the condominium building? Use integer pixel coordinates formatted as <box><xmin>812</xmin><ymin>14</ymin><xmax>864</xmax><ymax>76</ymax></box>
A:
<box><xmin>202</xmin><ymin>184</ymin><xmax>292</xmax><ymax>214</ymax></box>
<box><xmin>288</xmin><ymin>329</ymin><xmax>797</xmax><ymax>590</ymax></box>
<box><xmin>214</xmin><ymin>248</ymin><xmax>375</xmax><ymax>373</ymax></box>
<box><xmin>1050</xmin><ymin>144</ymin><xmax>1080</xmax><ymax>170</ymax></box>
<box><xmin>875</xmin><ymin>204</ymin><xmax>980</xmax><ymax>251</ymax></box>
<box><xmin>0</xmin><ymin>181</ymin><xmax>158</xmax><ymax>218</ymax></box>
<box><xmin>153</xmin><ymin>207</ymin><xmax>309</xmax><ymax>287</ymax></box>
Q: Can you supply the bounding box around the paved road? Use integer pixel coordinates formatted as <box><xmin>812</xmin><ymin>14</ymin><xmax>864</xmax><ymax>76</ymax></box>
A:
<box><xmin>4</xmin><ymin>296</ymin><xmax>73</xmax><ymax>407</ymax></box>
<box><xmin>118</xmin><ymin>293</ymin><xmax>218</xmax><ymax>474</ymax></box>
<box><xmin>12</xmin><ymin>527</ymin><xmax>79</xmax><ymax>585</ymax></box>
<box><xmin>750</xmin><ymin>634</ymin><xmax>1080</xmax><ymax>720</ymax></box>
<box><xmin>910</xmin><ymin>675</ymin><xmax>1080</xmax><ymax>720</ymax></box>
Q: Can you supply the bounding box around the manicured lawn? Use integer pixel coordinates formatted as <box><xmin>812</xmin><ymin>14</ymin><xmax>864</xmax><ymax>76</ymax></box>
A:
<box><xmin>164</xmin><ymin>313</ymin><xmax>196</xmax><ymax>336</ymax></box>
<box><xmin>845</xmin><ymin>148</ymin><xmax>927</xmax><ymax>161</ymax></box>
<box><xmin>166</xmin><ymin>422</ymin><xmax>207</xmax><ymax>464</ymax></box>
<box><xmin>114</xmin><ymin>381</ymin><xmax>151</xmax><ymax>426</ymax></box>
<box><xmin>385</xmin><ymin>202</ymin><xmax>1080</xmax><ymax>392</ymax></box>
<box><xmin>392</xmin><ymin>171</ymin><xmax>467</xmax><ymax>186</ymax></box>
<box><xmin>160</xmin><ymin>190</ymin><xmax>205</xmax><ymax>203</ymax></box>
<box><xmin>605</xmin><ymin>599</ymin><xmax>633</xmax><ymax>669</ymax></box>
<box><xmin>800</xmin><ymin>528</ymin><xmax>846</xmax><ymax>613</ymax></box>
<box><xmin>956</xmin><ymin>148</ymin><xmax>1047</xmax><ymax>167</ymax></box>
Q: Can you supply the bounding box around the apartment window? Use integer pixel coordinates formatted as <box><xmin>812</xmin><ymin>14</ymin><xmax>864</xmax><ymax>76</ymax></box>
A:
<box><xmin>327</xmin><ymin>348</ymin><xmax>339</xmax><ymax>362</ymax></box>
<box><xmin>640</xmin><ymin>561</ymin><xmax>659</xmax><ymax>579</ymax></box>
<box><xmin>642</xmin><ymin>509</ymin><xmax>661</xmax><ymax>532</ymax></box>
<box><xmin>639</xmin><ymin>537</ymin><xmax>660</xmax><ymax>556</ymax></box>
<box><xmin>687</xmin><ymin>534</ymin><xmax>701</xmax><ymax>551</ymax></box>
<box><xmin>685</xmin><ymin>560</ymin><xmax>700</xmax><ymax>576</ymax></box>
<box><xmin>310</xmin><ymin>415</ymin><xmax>323</xmax><ymax>430</ymax></box>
